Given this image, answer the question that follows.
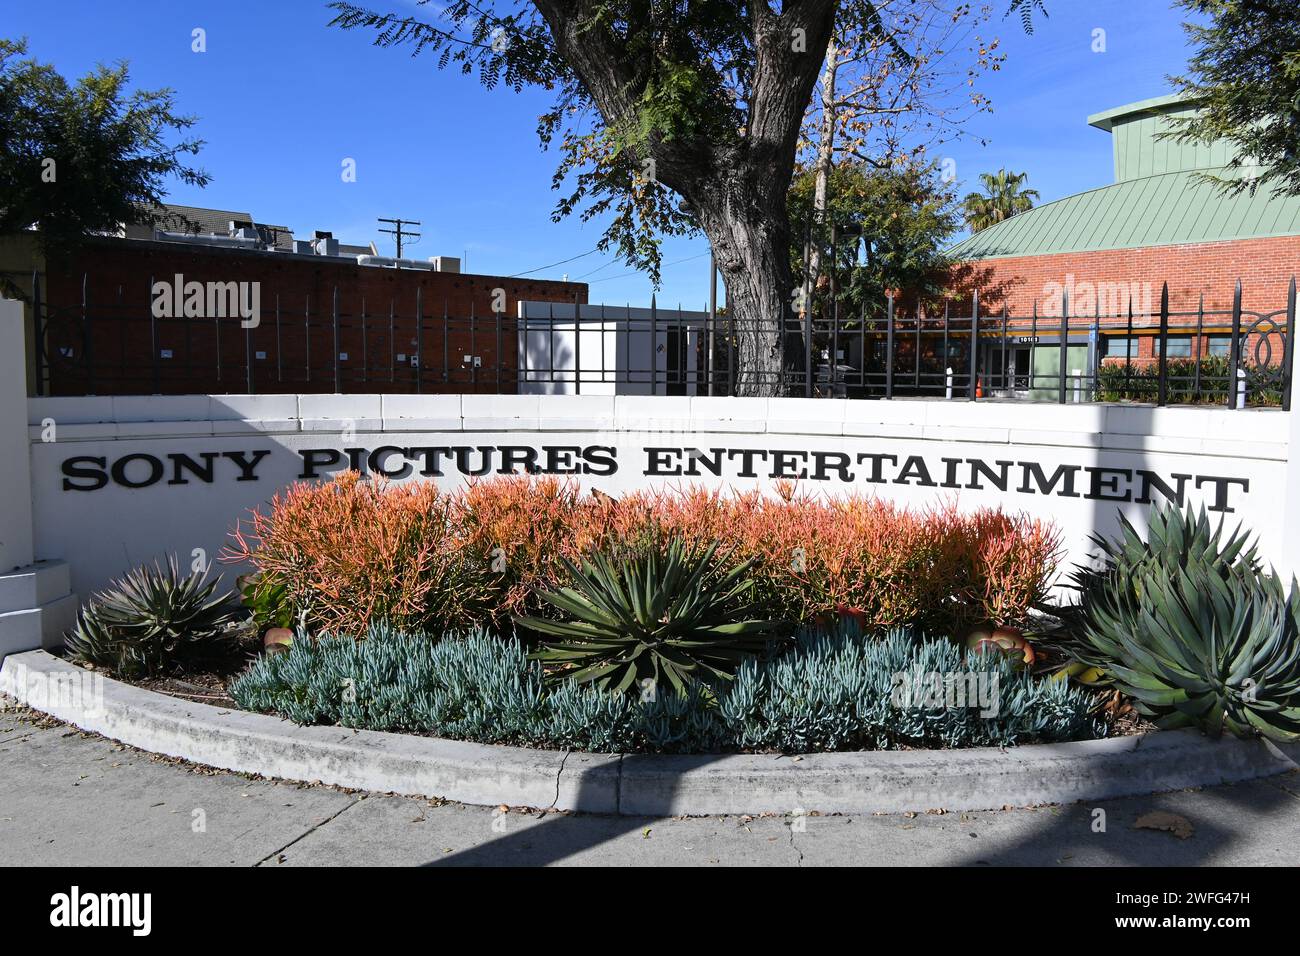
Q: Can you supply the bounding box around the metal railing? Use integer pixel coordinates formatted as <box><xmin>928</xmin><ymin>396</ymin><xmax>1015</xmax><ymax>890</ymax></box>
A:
<box><xmin>28</xmin><ymin>273</ymin><xmax>1297</xmax><ymax>409</ymax></box>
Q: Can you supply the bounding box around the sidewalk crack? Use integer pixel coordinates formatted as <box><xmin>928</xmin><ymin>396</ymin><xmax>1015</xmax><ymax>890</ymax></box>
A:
<box><xmin>550</xmin><ymin>751</ymin><xmax>572</xmax><ymax>809</ymax></box>
<box><xmin>253</xmin><ymin>797</ymin><xmax>360</xmax><ymax>866</ymax></box>
<box><xmin>788</xmin><ymin>822</ymin><xmax>805</xmax><ymax>867</ymax></box>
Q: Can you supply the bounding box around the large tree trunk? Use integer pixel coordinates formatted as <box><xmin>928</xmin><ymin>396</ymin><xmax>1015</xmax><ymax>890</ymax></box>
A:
<box><xmin>689</xmin><ymin>174</ymin><xmax>796</xmax><ymax>396</ymax></box>
<box><xmin>531</xmin><ymin>0</ymin><xmax>837</xmax><ymax>397</ymax></box>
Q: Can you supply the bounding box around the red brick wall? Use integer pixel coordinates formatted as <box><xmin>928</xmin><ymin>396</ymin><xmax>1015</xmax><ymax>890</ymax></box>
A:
<box><xmin>947</xmin><ymin>235</ymin><xmax>1300</xmax><ymax>368</ymax></box>
<box><xmin>951</xmin><ymin>235</ymin><xmax>1300</xmax><ymax>315</ymax></box>
<box><xmin>40</xmin><ymin>236</ymin><xmax>587</xmax><ymax>396</ymax></box>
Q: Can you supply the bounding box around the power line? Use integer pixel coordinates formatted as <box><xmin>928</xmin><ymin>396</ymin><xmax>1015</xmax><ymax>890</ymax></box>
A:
<box><xmin>512</xmin><ymin>247</ymin><xmax>603</xmax><ymax>277</ymax></box>
<box><xmin>572</xmin><ymin>258</ymin><xmax>619</xmax><ymax>280</ymax></box>
<box><xmin>586</xmin><ymin>251</ymin><xmax>711</xmax><ymax>284</ymax></box>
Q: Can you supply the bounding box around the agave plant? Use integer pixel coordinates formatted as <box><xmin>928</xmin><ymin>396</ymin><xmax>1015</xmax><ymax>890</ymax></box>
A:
<box><xmin>1069</xmin><ymin>505</ymin><xmax>1300</xmax><ymax>741</ymax></box>
<box><xmin>66</xmin><ymin>558</ymin><xmax>241</xmax><ymax>678</ymax></box>
<box><xmin>1079</xmin><ymin>503</ymin><xmax>1259</xmax><ymax>585</ymax></box>
<box><xmin>517</xmin><ymin>538</ymin><xmax>779</xmax><ymax>696</ymax></box>
<box><xmin>1045</xmin><ymin>504</ymin><xmax>1260</xmax><ymax>667</ymax></box>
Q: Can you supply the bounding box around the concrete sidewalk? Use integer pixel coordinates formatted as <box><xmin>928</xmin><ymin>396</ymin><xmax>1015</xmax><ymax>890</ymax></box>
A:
<box><xmin>3</xmin><ymin>708</ymin><xmax>1299</xmax><ymax>867</ymax></box>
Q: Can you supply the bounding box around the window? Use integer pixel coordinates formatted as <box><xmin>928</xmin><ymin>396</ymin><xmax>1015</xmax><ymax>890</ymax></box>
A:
<box><xmin>1207</xmin><ymin>335</ymin><xmax>1232</xmax><ymax>357</ymax></box>
<box><xmin>1106</xmin><ymin>335</ymin><xmax>1137</xmax><ymax>359</ymax></box>
<box><xmin>1163</xmin><ymin>336</ymin><xmax>1194</xmax><ymax>358</ymax></box>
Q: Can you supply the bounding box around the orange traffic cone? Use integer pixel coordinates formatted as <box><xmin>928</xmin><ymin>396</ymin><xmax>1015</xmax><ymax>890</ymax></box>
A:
<box><xmin>976</xmin><ymin>375</ymin><xmax>984</xmax><ymax>398</ymax></box>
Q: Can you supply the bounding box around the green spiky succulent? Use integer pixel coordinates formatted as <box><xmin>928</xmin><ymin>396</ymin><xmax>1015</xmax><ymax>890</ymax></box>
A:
<box><xmin>516</xmin><ymin>538</ymin><xmax>779</xmax><ymax>696</ymax></box>
<box><xmin>65</xmin><ymin>558</ymin><xmax>242</xmax><ymax>678</ymax></box>
<box><xmin>1071</xmin><ymin>505</ymin><xmax>1300</xmax><ymax>741</ymax></box>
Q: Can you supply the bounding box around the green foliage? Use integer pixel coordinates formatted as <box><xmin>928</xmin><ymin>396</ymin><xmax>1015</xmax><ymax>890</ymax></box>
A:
<box><xmin>789</xmin><ymin>160</ymin><xmax>959</xmax><ymax>319</ymax></box>
<box><xmin>327</xmin><ymin>2</ymin><xmax>1049</xmax><ymax>290</ymax></box>
<box><xmin>1167</xmin><ymin>0</ymin><xmax>1300</xmax><ymax>196</ymax></box>
<box><xmin>66</xmin><ymin>558</ymin><xmax>240</xmax><ymax>678</ymax></box>
<box><xmin>0</xmin><ymin>38</ymin><xmax>208</xmax><ymax>269</ymax></box>
<box><xmin>518</xmin><ymin>539</ymin><xmax>779</xmax><ymax>695</ymax></box>
<box><xmin>1070</xmin><ymin>505</ymin><xmax>1300</xmax><ymax>742</ymax></box>
<box><xmin>961</xmin><ymin>168</ymin><xmax>1039</xmax><ymax>233</ymax></box>
<box><xmin>1096</xmin><ymin>356</ymin><xmax>1283</xmax><ymax>406</ymax></box>
<box><xmin>230</xmin><ymin>622</ymin><xmax>1101</xmax><ymax>754</ymax></box>
<box><xmin>237</xmin><ymin>572</ymin><xmax>293</xmax><ymax>632</ymax></box>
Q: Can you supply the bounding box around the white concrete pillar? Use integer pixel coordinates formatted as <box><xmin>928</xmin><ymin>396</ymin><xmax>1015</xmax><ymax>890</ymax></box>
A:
<box><xmin>1281</xmin><ymin>376</ymin><xmax>1300</xmax><ymax>581</ymax></box>
<box><xmin>0</xmin><ymin>298</ymin><xmax>76</xmax><ymax>658</ymax></box>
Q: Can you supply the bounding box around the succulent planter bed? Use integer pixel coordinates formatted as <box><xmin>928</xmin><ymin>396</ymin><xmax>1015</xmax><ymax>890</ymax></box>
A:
<box><xmin>64</xmin><ymin>624</ymin><xmax>1117</xmax><ymax>756</ymax></box>
<box><xmin>52</xmin><ymin>473</ymin><xmax>1300</xmax><ymax>808</ymax></box>
<box><xmin>224</xmin><ymin>626</ymin><xmax>1108</xmax><ymax>755</ymax></box>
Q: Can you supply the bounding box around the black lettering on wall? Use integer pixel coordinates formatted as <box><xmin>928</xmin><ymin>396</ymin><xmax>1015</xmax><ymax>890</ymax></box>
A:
<box><xmin>454</xmin><ymin>446</ymin><xmax>495</xmax><ymax>476</ymax></box>
<box><xmin>894</xmin><ymin>456</ymin><xmax>937</xmax><ymax>487</ymax></box>
<box><xmin>1135</xmin><ymin>470</ymin><xmax>1192</xmax><ymax>506</ymax></box>
<box><xmin>368</xmin><ymin>446</ymin><xmax>412</xmax><ymax>479</ymax></box>
<box><xmin>644</xmin><ymin>447</ymin><xmax>682</xmax><ymax>476</ymax></box>
<box><xmin>856</xmin><ymin>453</ymin><xmax>898</xmax><ymax>484</ymax></box>
<box><xmin>684</xmin><ymin>448</ymin><xmax>725</xmax><ymax>477</ymax></box>
<box><xmin>811</xmin><ymin>451</ymin><xmax>853</xmax><ymax>482</ymax></box>
<box><xmin>939</xmin><ymin>458</ymin><xmax>964</xmax><ymax>489</ymax></box>
<box><xmin>62</xmin><ymin>456</ymin><xmax>108</xmax><ymax>492</ymax></box>
<box><xmin>1085</xmin><ymin>467</ymin><xmax>1133</xmax><ymax>502</ymax></box>
<box><xmin>407</xmin><ymin>446</ymin><xmax>452</xmax><ymax>477</ymax></box>
<box><xmin>582</xmin><ymin>446</ymin><xmax>618</xmax><ymax>476</ymax></box>
<box><xmin>223</xmin><ymin>450</ymin><xmax>270</xmax><ymax>482</ymax></box>
<box><xmin>1018</xmin><ymin>462</ymin><xmax>1082</xmax><ymax>498</ymax></box>
<box><xmin>726</xmin><ymin>449</ymin><xmax>768</xmax><ymax>478</ymax></box>
<box><xmin>300</xmin><ymin>448</ymin><xmax>342</xmax><ymax>479</ymax></box>
<box><xmin>544</xmin><ymin>446</ymin><xmax>581</xmax><ymax>474</ymax></box>
<box><xmin>497</xmin><ymin>446</ymin><xmax>540</xmax><ymax>474</ymax></box>
<box><xmin>771</xmin><ymin>450</ymin><xmax>809</xmax><ymax>479</ymax></box>
<box><xmin>966</xmin><ymin>459</ymin><xmax>1014</xmax><ymax>492</ymax></box>
<box><xmin>1195</xmin><ymin>475</ymin><xmax>1250</xmax><ymax>513</ymax></box>
<box><xmin>111</xmin><ymin>453</ymin><xmax>164</xmax><ymax>489</ymax></box>
<box><xmin>168</xmin><ymin>452</ymin><xmax>218</xmax><ymax>485</ymax></box>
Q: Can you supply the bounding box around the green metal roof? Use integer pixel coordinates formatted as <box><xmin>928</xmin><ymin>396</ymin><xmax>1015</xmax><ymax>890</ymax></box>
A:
<box><xmin>948</xmin><ymin>169</ymin><xmax>1300</xmax><ymax>260</ymax></box>
<box><xmin>1086</xmin><ymin>94</ymin><xmax>1191</xmax><ymax>132</ymax></box>
<box><xmin>949</xmin><ymin>94</ymin><xmax>1300</xmax><ymax>260</ymax></box>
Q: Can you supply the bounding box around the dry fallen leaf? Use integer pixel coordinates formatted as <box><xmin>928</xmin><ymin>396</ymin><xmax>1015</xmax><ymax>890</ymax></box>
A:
<box><xmin>1133</xmin><ymin>811</ymin><xmax>1194</xmax><ymax>840</ymax></box>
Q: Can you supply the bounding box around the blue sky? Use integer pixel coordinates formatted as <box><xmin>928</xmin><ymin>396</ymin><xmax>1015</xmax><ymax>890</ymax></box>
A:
<box><xmin>6</xmin><ymin>0</ymin><xmax>1197</xmax><ymax>307</ymax></box>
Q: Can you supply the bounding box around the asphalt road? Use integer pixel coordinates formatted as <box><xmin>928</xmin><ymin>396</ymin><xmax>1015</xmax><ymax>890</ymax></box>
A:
<box><xmin>3</xmin><ymin>707</ymin><xmax>1299</xmax><ymax>867</ymax></box>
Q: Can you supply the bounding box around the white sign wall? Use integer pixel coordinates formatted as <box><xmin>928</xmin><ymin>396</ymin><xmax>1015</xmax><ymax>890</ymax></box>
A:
<box><xmin>25</xmin><ymin>393</ymin><xmax>1296</xmax><ymax>601</ymax></box>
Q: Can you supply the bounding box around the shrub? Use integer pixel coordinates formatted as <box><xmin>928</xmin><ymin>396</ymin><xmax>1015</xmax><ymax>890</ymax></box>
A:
<box><xmin>1097</xmin><ymin>356</ymin><xmax>1283</xmax><ymax>406</ymax></box>
<box><xmin>453</xmin><ymin>475</ymin><xmax>592</xmax><ymax>622</ymax></box>
<box><xmin>1069</xmin><ymin>505</ymin><xmax>1300</xmax><ymax>742</ymax></box>
<box><xmin>230</xmin><ymin>623</ymin><xmax>1102</xmax><ymax>753</ymax></box>
<box><xmin>520</xmin><ymin>538</ymin><xmax>779</xmax><ymax>695</ymax></box>
<box><xmin>66</xmin><ymin>558</ymin><xmax>241</xmax><ymax>678</ymax></box>
<box><xmin>223</xmin><ymin>472</ymin><xmax>495</xmax><ymax>636</ymax></box>
<box><xmin>224</xmin><ymin>474</ymin><xmax>1062</xmax><ymax>639</ymax></box>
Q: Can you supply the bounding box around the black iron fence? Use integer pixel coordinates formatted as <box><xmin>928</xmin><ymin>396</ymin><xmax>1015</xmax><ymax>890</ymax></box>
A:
<box><xmin>27</xmin><ymin>272</ymin><xmax>1297</xmax><ymax>409</ymax></box>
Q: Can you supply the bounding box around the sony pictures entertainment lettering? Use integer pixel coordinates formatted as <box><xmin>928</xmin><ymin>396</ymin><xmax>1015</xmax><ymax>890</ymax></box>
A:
<box><xmin>57</xmin><ymin>443</ymin><xmax>1251</xmax><ymax>512</ymax></box>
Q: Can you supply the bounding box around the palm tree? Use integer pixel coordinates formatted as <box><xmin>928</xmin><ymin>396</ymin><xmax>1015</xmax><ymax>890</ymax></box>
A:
<box><xmin>962</xmin><ymin>169</ymin><xmax>1040</xmax><ymax>233</ymax></box>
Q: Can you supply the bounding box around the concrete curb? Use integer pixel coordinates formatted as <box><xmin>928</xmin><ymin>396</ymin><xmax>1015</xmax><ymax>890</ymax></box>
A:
<box><xmin>3</xmin><ymin>650</ymin><xmax>1296</xmax><ymax>815</ymax></box>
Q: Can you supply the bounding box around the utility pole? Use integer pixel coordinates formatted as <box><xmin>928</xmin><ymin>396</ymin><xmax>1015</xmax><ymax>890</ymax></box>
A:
<box><xmin>377</xmin><ymin>217</ymin><xmax>422</xmax><ymax>259</ymax></box>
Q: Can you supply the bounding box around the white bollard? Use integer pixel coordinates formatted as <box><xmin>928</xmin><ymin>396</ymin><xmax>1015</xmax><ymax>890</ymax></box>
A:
<box><xmin>1236</xmin><ymin>367</ymin><xmax>1247</xmax><ymax>410</ymax></box>
<box><xmin>945</xmin><ymin>366</ymin><xmax>954</xmax><ymax>400</ymax></box>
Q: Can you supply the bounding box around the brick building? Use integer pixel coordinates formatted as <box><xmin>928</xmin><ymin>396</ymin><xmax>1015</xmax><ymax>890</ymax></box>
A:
<box><xmin>946</xmin><ymin>95</ymin><xmax>1300</xmax><ymax>391</ymax></box>
<box><xmin>23</xmin><ymin>205</ymin><xmax>587</xmax><ymax>396</ymax></box>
